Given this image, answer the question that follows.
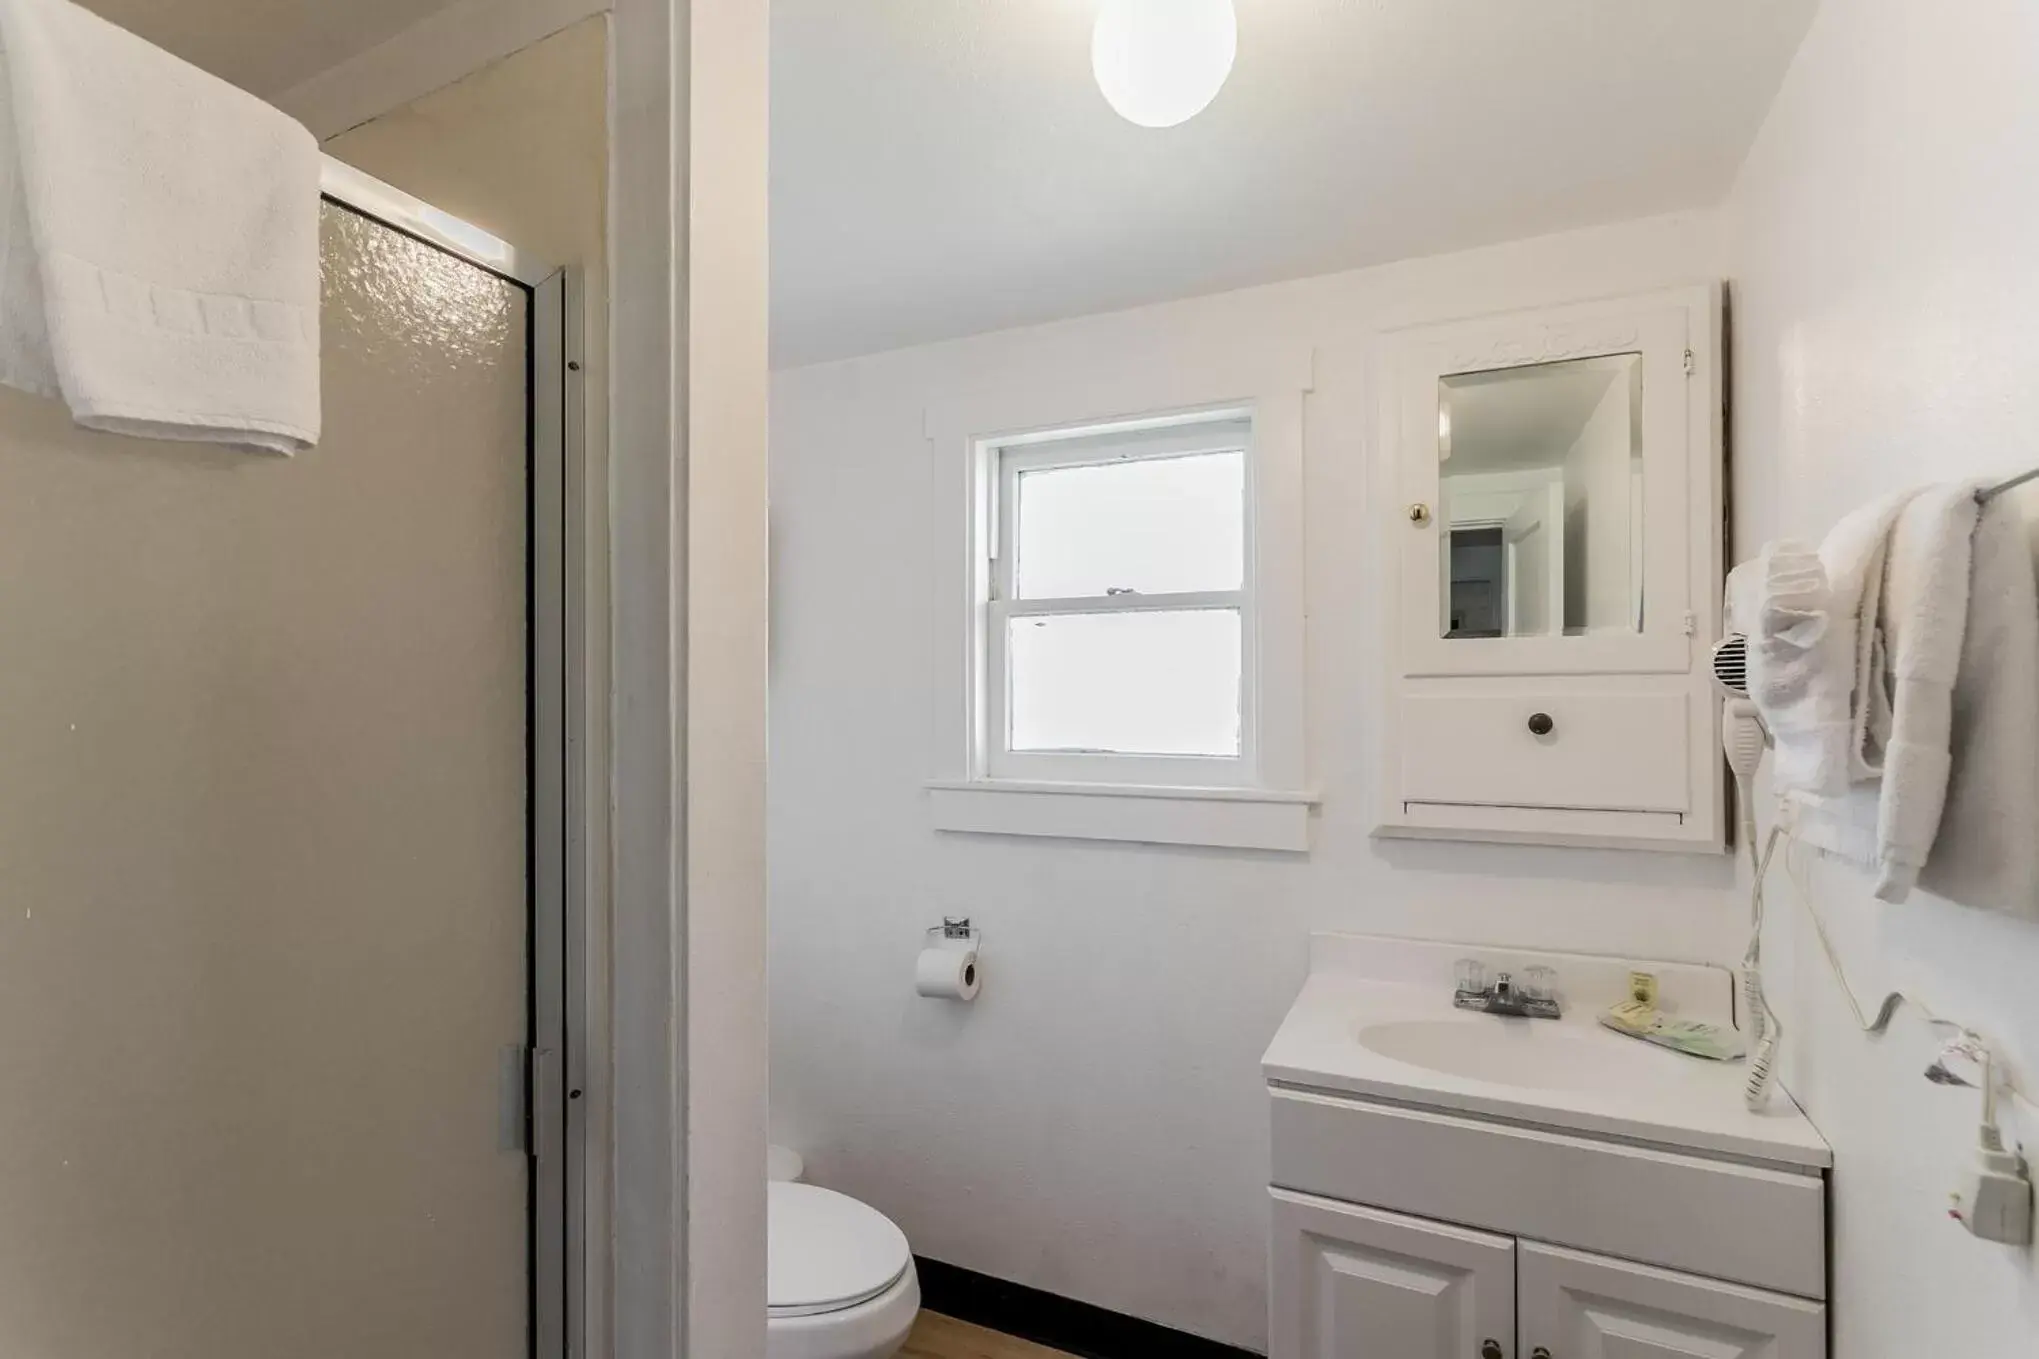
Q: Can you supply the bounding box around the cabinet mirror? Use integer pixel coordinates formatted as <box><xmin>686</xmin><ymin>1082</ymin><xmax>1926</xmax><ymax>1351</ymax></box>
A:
<box><xmin>1438</xmin><ymin>354</ymin><xmax>1643</xmax><ymax>640</ymax></box>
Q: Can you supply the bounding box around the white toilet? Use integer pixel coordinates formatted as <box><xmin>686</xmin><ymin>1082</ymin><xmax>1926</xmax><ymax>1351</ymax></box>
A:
<box><xmin>767</xmin><ymin>1146</ymin><xmax>920</xmax><ymax>1359</ymax></box>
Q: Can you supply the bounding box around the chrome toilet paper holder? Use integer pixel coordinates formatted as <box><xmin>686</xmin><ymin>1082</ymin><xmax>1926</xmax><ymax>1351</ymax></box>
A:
<box><xmin>927</xmin><ymin>916</ymin><xmax>980</xmax><ymax>948</ymax></box>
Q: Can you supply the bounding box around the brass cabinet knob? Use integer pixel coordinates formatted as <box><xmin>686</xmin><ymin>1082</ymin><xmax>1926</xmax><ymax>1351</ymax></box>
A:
<box><xmin>1527</xmin><ymin>712</ymin><xmax>1555</xmax><ymax>736</ymax></box>
<box><xmin>1533</xmin><ymin>1349</ymin><xmax>1553</xmax><ymax>1359</ymax></box>
<box><xmin>1481</xmin><ymin>1342</ymin><xmax>1504</xmax><ymax>1359</ymax></box>
<box><xmin>1408</xmin><ymin>502</ymin><xmax>1432</xmax><ymax>525</ymax></box>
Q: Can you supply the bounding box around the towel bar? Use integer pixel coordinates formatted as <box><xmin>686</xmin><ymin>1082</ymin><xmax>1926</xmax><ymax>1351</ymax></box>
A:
<box><xmin>1979</xmin><ymin>467</ymin><xmax>2039</xmax><ymax>504</ymax></box>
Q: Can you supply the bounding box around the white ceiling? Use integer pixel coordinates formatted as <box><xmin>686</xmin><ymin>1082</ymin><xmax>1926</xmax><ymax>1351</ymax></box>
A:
<box><xmin>85</xmin><ymin>0</ymin><xmax>458</xmax><ymax>98</ymax></box>
<box><xmin>771</xmin><ymin>0</ymin><xmax>1817</xmax><ymax>367</ymax></box>
<box><xmin>75</xmin><ymin>1</ymin><xmax>1819</xmax><ymax>372</ymax></box>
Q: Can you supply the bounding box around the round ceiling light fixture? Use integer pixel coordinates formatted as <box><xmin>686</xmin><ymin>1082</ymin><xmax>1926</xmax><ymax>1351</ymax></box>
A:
<box><xmin>1091</xmin><ymin>0</ymin><xmax>1238</xmax><ymax>129</ymax></box>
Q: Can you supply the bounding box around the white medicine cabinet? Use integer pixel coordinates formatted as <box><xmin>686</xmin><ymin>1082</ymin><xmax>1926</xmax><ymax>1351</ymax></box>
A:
<box><xmin>1372</xmin><ymin>286</ymin><xmax>1725</xmax><ymax>852</ymax></box>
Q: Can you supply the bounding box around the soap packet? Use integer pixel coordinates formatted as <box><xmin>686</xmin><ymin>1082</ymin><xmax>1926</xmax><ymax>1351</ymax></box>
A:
<box><xmin>1598</xmin><ymin>998</ymin><xmax>1748</xmax><ymax>1063</ymax></box>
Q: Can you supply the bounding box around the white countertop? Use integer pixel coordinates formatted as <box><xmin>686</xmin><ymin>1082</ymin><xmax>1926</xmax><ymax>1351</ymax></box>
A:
<box><xmin>1261</xmin><ymin>934</ymin><xmax>1833</xmax><ymax>1169</ymax></box>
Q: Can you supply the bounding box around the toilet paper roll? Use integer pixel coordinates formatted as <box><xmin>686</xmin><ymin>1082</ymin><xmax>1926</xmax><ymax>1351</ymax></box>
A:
<box><xmin>914</xmin><ymin>946</ymin><xmax>980</xmax><ymax>1000</ymax></box>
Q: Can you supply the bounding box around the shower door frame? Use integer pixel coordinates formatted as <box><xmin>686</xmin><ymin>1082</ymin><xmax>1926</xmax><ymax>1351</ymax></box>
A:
<box><xmin>316</xmin><ymin>155</ymin><xmax>583</xmax><ymax>1359</ymax></box>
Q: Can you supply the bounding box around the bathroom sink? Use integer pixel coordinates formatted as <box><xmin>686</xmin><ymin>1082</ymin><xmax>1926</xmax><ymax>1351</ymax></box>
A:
<box><xmin>1356</xmin><ymin>1018</ymin><xmax>1682</xmax><ymax>1091</ymax></box>
<box><xmin>1264</xmin><ymin>936</ymin><xmax>1833</xmax><ymax>1169</ymax></box>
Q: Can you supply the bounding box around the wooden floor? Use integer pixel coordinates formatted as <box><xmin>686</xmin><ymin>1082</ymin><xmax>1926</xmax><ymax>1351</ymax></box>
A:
<box><xmin>901</xmin><ymin>1311</ymin><xmax>1078</xmax><ymax>1359</ymax></box>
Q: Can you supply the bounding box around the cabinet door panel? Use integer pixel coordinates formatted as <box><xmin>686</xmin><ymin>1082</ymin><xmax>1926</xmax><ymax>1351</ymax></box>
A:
<box><xmin>1519</xmin><ymin>1241</ymin><xmax>1825</xmax><ymax>1359</ymax></box>
<box><xmin>1271</xmin><ymin>1189</ymin><xmax>1515</xmax><ymax>1359</ymax></box>
<box><xmin>1390</xmin><ymin>292</ymin><xmax>1709</xmax><ymax>679</ymax></box>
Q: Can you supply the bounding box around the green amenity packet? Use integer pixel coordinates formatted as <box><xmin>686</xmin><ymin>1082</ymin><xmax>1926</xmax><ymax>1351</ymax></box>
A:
<box><xmin>1598</xmin><ymin>1000</ymin><xmax>1748</xmax><ymax>1062</ymax></box>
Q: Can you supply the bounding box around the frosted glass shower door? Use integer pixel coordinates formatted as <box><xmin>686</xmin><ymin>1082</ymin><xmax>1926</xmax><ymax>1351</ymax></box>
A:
<box><xmin>0</xmin><ymin>200</ymin><xmax>539</xmax><ymax>1358</ymax></box>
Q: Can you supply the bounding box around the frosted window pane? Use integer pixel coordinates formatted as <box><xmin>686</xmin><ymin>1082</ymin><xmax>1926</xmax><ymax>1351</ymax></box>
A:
<box><xmin>1008</xmin><ymin>610</ymin><xmax>1241</xmax><ymax>756</ymax></box>
<box><xmin>1015</xmin><ymin>451</ymin><xmax>1243</xmax><ymax>598</ymax></box>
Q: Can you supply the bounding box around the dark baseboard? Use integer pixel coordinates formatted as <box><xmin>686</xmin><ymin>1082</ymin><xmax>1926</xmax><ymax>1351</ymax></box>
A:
<box><xmin>913</xmin><ymin>1256</ymin><xmax>1262</xmax><ymax>1359</ymax></box>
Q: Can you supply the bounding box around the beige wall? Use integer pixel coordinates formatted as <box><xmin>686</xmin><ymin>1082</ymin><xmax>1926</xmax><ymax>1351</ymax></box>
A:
<box><xmin>325</xmin><ymin>17</ymin><xmax>608</xmax><ymax>273</ymax></box>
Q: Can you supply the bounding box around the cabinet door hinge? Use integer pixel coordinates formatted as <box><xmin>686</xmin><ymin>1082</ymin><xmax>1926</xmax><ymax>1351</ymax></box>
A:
<box><xmin>1683</xmin><ymin>611</ymin><xmax>1697</xmax><ymax>637</ymax></box>
<box><xmin>1683</xmin><ymin>348</ymin><xmax>1696</xmax><ymax>377</ymax></box>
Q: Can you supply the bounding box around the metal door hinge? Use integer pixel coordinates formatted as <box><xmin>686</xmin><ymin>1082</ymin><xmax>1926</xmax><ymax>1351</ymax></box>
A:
<box><xmin>499</xmin><ymin>1044</ymin><xmax>531</xmax><ymax>1153</ymax></box>
<box><xmin>499</xmin><ymin>1044</ymin><xmax>561</xmax><ymax>1160</ymax></box>
<box><xmin>530</xmin><ymin>1047</ymin><xmax>559</xmax><ymax>1165</ymax></box>
<box><xmin>1683</xmin><ymin>348</ymin><xmax>1696</xmax><ymax>376</ymax></box>
<box><xmin>1683</xmin><ymin>611</ymin><xmax>1697</xmax><ymax>637</ymax></box>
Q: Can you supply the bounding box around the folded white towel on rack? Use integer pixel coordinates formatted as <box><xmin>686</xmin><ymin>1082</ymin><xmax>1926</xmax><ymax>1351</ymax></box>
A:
<box><xmin>1784</xmin><ymin>482</ymin><xmax>1982</xmax><ymax>901</ymax></box>
<box><xmin>1916</xmin><ymin>491</ymin><xmax>2039</xmax><ymax>917</ymax></box>
<box><xmin>1869</xmin><ymin>482</ymin><xmax>1983</xmax><ymax>898</ymax></box>
<box><xmin>0</xmin><ymin>0</ymin><xmax>320</xmax><ymax>453</ymax></box>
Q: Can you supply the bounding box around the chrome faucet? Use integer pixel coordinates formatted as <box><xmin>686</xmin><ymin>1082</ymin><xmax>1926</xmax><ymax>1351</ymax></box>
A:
<box><xmin>1453</xmin><ymin>960</ymin><xmax>1561</xmax><ymax>1020</ymax></box>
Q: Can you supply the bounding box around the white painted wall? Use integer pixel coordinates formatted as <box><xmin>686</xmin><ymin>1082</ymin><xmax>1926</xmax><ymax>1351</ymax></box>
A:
<box><xmin>1560</xmin><ymin>377</ymin><xmax>1633</xmax><ymax>633</ymax></box>
<box><xmin>769</xmin><ymin>213</ymin><xmax>1740</xmax><ymax>1350</ymax></box>
<box><xmin>1723</xmin><ymin>0</ymin><xmax>2039</xmax><ymax>1353</ymax></box>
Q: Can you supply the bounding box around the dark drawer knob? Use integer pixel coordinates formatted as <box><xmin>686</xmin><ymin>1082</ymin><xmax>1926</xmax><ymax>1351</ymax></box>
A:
<box><xmin>1526</xmin><ymin>712</ymin><xmax>1555</xmax><ymax>736</ymax></box>
<box><xmin>1481</xmin><ymin>1342</ymin><xmax>1504</xmax><ymax>1359</ymax></box>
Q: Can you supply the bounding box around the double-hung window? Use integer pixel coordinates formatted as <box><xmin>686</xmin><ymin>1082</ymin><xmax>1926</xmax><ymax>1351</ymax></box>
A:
<box><xmin>929</xmin><ymin>370</ymin><xmax>1312</xmax><ymax>851</ymax></box>
<box><xmin>986</xmin><ymin>415</ymin><xmax>1254</xmax><ymax>787</ymax></box>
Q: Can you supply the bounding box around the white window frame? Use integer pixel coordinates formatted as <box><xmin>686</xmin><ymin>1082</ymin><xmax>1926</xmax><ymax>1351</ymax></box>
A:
<box><xmin>988</xmin><ymin>416</ymin><xmax>1256</xmax><ymax>787</ymax></box>
<box><xmin>925</xmin><ymin>346</ymin><xmax>1316</xmax><ymax>852</ymax></box>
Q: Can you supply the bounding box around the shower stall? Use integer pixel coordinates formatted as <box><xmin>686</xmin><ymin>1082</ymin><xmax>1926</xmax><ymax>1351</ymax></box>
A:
<box><xmin>0</xmin><ymin>1</ymin><xmax>770</xmax><ymax>1354</ymax></box>
<box><xmin>0</xmin><ymin>157</ymin><xmax>580</xmax><ymax>1359</ymax></box>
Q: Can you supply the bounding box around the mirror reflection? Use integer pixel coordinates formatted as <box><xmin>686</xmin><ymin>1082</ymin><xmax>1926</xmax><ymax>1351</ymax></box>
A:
<box><xmin>1438</xmin><ymin>354</ymin><xmax>1644</xmax><ymax>638</ymax></box>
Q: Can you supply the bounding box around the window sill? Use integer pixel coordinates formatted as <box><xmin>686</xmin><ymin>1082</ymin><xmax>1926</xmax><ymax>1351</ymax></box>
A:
<box><xmin>926</xmin><ymin>779</ymin><xmax>1317</xmax><ymax>852</ymax></box>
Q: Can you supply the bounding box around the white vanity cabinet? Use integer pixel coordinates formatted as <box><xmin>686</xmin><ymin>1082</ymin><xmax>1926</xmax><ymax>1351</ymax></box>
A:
<box><xmin>1272</xmin><ymin>1189</ymin><xmax>1825</xmax><ymax>1359</ymax></box>
<box><xmin>1264</xmin><ymin>939</ymin><xmax>1834</xmax><ymax>1359</ymax></box>
<box><xmin>1372</xmin><ymin>285</ymin><xmax>1726</xmax><ymax>853</ymax></box>
<box><xmin>1266</xmin><ymin>1089</ymin><xmax>1829</xmax><ymax>1359</ymax></box>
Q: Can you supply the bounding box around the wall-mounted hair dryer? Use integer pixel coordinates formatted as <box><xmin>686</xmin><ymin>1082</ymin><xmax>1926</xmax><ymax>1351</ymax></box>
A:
<box><xmin>1711</xmin><ymin>587</ymin><xmax>1781</xmax><ymax>1112</ymax></box>
<box><xmin>1711</xmin><ymin>631</ymin><xmax>1769</xmax><ymax>786</ymax></box>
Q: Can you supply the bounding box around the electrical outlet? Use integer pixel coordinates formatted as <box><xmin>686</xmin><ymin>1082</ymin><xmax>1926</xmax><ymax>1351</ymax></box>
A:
<box><xmin>1950</xmin><ymin>1143</ymin><xmax>2035</xmax><ymax>1247</ymax></box>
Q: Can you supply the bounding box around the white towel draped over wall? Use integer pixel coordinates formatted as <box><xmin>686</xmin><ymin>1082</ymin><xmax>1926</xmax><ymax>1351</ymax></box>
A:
<box><xmin>0</xmin><ymin>0</ymin><xmax>321</xmax><ymax>453</ymax></box>
<box><xmin>1751</xmin><ymin>480</ymin><xmax>2039</xmax><ymax>918</ymax></box>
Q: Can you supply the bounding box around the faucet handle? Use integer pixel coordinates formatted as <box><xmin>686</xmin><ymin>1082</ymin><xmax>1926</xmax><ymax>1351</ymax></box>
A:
<box><xmin>1454</xmin><ymin>958</ymin><xmax>1489</xmax><ymax>995</ymax></box>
